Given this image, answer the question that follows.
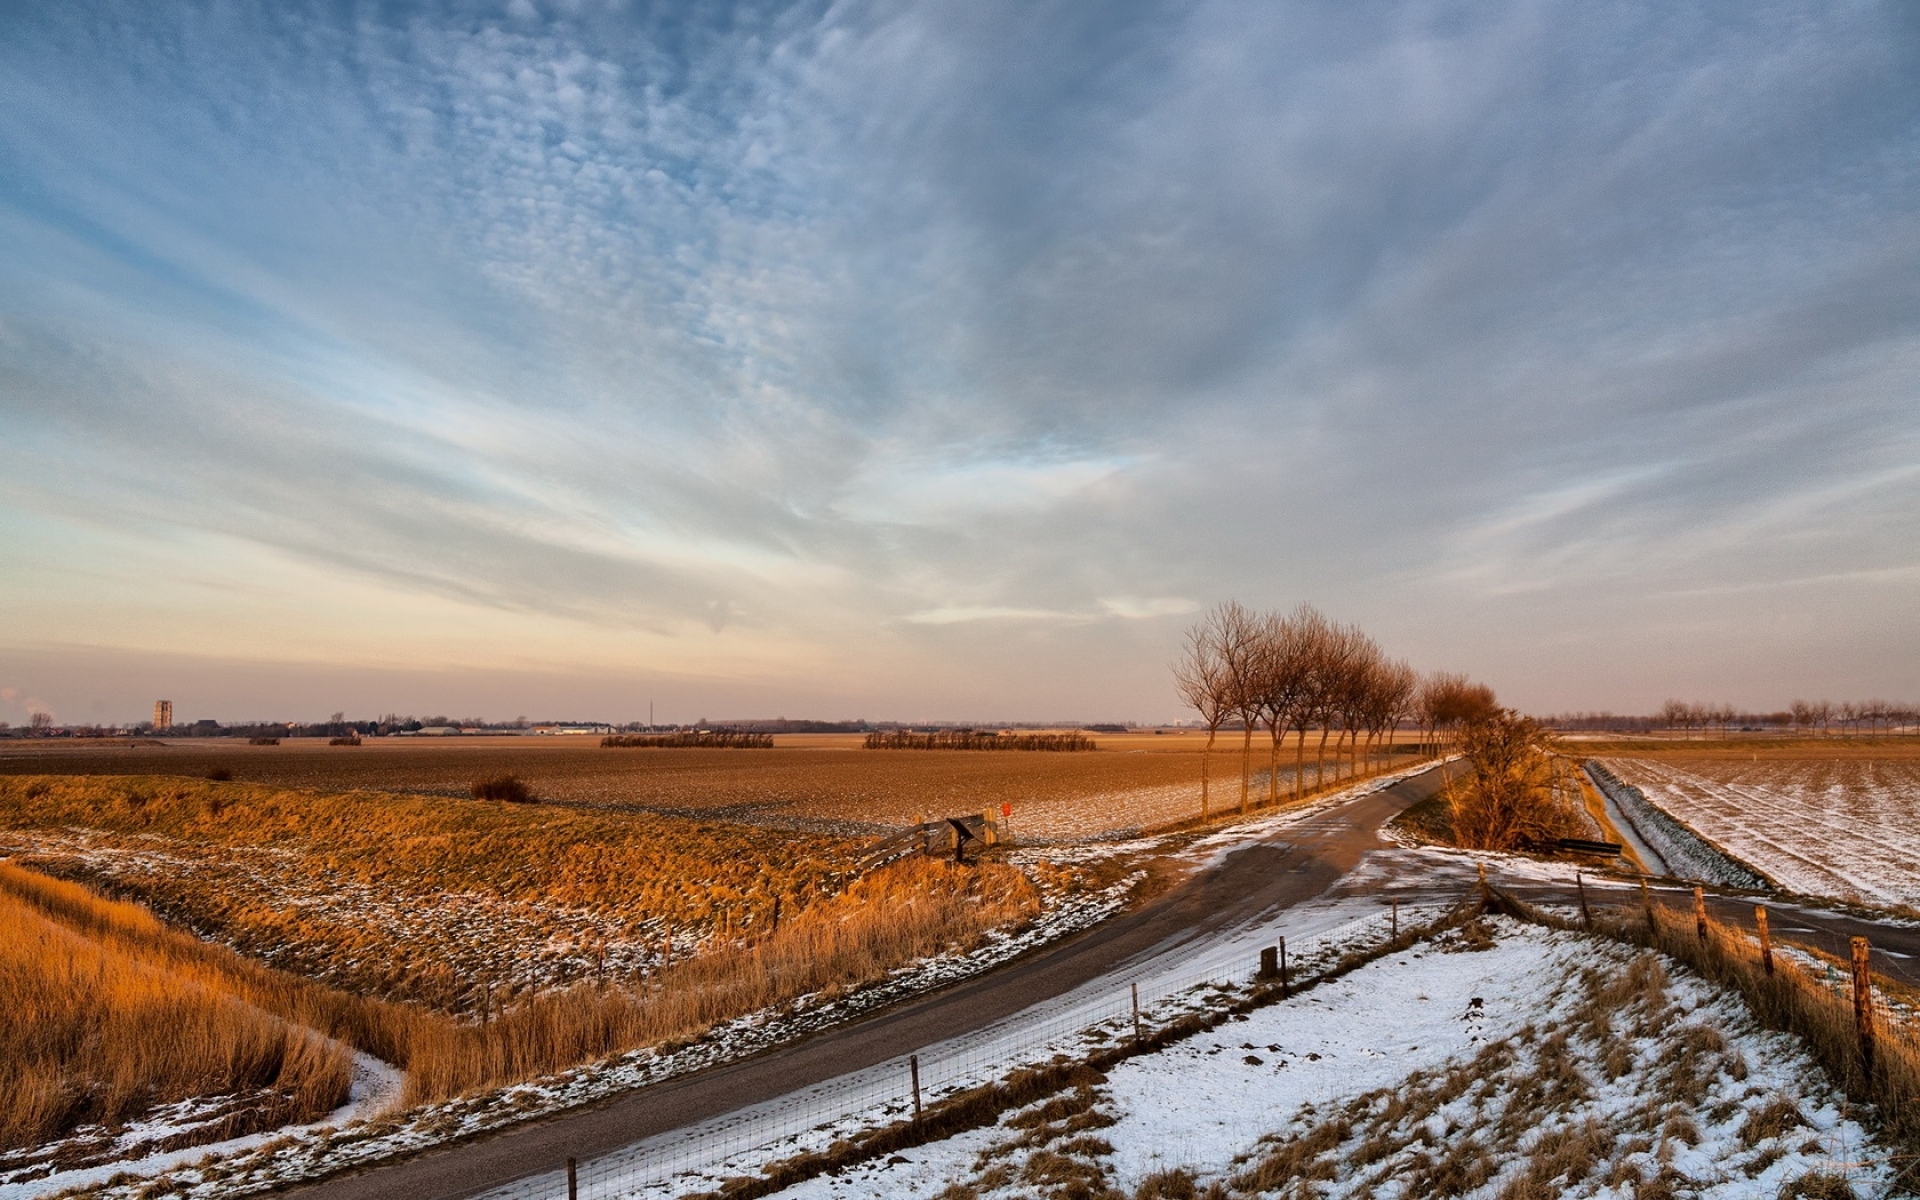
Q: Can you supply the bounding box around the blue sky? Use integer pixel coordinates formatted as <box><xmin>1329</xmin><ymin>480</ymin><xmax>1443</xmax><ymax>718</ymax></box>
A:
<box><xmin>2</xmin><ymin>1</ymin><xmax>1917</xmax><ymax>724</ymax></box>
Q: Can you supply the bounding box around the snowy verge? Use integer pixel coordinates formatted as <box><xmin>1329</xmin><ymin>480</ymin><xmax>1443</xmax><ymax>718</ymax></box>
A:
<box><xmin>478</xmin><ymin>903</ymin><xmax>1460</xmax><ymax>1200</ymax></box>
<box><xmin>769</xmin><ymin>918</ymin><xmax>1896</xmax><ymax>1200</ymax></box>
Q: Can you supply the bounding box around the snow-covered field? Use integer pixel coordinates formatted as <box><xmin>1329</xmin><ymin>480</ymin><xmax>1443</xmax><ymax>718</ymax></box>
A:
<box><xmin>1605</xmin><ymin>756</ymin><xmax>1920</xmax><ymax>909</ymax></box>
<box><xmin>768</xmin><ymin>918</ymin><xmax>1896</xmax><ymax>1200</ymax></box>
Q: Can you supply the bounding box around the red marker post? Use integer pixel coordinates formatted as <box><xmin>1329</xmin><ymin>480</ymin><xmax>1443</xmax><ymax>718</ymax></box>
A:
<box><xmin>1001</xmin><ymin>801</ymin><xmax>1013</xmax><ymax>842</ymax></box>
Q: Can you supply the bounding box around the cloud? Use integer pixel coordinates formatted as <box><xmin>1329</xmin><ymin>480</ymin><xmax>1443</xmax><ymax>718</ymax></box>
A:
<box><xmin>0</xmin><ymin>1</ymin><xmax>1916</xmax><ymax>717</ymax></box>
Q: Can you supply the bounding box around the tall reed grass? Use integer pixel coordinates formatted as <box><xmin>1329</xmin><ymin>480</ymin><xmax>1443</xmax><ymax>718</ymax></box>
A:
<box><xmin>0</xmin><ymin>876</ymin><xmax>353</xmax><ymax>1150</ymax></box>
<box><xmin>2</xmin><ymin>851</ymin><xmax>1038</xmax><ymax>1123</ymax></box>
<box><xmin>401</xmin><ymin>857</ymin><xmax>1037</xmax><ymax>1102</ymax></box>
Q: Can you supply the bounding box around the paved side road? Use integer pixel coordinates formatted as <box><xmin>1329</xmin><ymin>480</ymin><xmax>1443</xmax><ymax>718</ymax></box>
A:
<box><xmin>294</xmin><ymin>764</ymin><xmax>1460</xmax><ymax>1200</ymax></box>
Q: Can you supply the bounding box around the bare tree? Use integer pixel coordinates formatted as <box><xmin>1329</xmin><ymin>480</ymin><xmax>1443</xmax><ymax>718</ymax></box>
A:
<box><xmin>1362</xmin><ymin>658</ymin><xmax>1417</xmax><ymax>779</ymax></box>
<box><xmin>1211</xmin><ymin>601</ymin><xmax>1267</xmax><ymax>815</ymax></box>
<box><xmin>1419</xmin><ymin>672</ymin><xmax>1494</xmax><ymax>757</ymax></box>
<box><xmin>1254</xmin><ymin>607</ymin><xmax>1312</xmax><ymax>807</ymax></box>
<box><xmin>1277</xmin><ymin>606</ymin><xmax>1335</xmax><ymax>802</ymax></box>
<box><xmin>1173</xmin><ymin>611</ymin><xmax>1235</xmax><ymax>821</ymax></box>
<box><xmin>1331</xmin><ymin>630</ymin><xmax>1385</xmax><ymax>782</ymax></box>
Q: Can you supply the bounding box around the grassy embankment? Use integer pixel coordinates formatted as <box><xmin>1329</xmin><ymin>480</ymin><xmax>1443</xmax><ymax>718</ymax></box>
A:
<box><xmin>1</xmin><ymin>775</ymin><xmax>1041</xmax><ymax>1125</ymax></box>
<box><xmin>0</xmin><ymin>865</ymin><xmax>354</xmax><ymax>1151</ymax></box>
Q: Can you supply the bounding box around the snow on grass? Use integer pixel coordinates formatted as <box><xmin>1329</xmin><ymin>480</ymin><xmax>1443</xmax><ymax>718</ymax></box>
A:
<box><xmin>1585</xmin><ymin>762</ymin><xmax>1769</xmax><ymax>890</ymax></box>
<box><xmin>1604</xmin><ymin>757</ymin><xmax>1920</xmax><ymax>910</ymax></box>
<box><xmin>471</xmin><ymin>902</ymin><xmax>1439</xmax><ymax>1200</ymax></box>
<box><xmin>770</xmin><ymin>918</ymin><xmax>1897</xmax><ymax>1200</ymax></box>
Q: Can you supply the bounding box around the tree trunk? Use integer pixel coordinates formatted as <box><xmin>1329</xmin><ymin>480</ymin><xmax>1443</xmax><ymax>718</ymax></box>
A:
<box><xmin>1266</xmin><ymin>728</ymin><xmax>1282</xmax><ymax>807</ymax></box>
<box><xmin>1200</xmin><ymin>727</ymin><xmax>1215</xmax><ymax>821</ymax></box>
<box><xmin>1240</xmin><ymin>723</ymin><xmax>1253</xmax><ymax>815</ymax></box>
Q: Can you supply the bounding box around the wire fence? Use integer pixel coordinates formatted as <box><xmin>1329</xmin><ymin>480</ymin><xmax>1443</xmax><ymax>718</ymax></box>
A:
<box><xmin>475</xmin><ymin>904</ymin><xmax>1435</xmax><ymax>1200</ymax></box>
<box><xmin>1636</xmin><ymin>890</ymin><xmax>1920</xmax><ymax>1062</ymax></box>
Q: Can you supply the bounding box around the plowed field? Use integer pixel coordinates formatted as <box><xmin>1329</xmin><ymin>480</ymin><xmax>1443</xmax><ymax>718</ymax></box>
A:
<box><xmin>1602</xmin><ymin>744</ymin><xmax>1920</xmax><ymax>909</ymax></box>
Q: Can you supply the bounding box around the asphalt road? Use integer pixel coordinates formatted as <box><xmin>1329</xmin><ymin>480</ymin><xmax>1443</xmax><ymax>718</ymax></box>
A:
<box><xmin>295</xmin><ymin>764</ymin><xmax>1459</xmax><ymax>1200</ymax></box>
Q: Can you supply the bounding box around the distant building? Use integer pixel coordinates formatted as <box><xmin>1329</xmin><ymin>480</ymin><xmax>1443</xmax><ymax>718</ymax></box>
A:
<box><xmin>153</xmin><ymin>700</ymin><xmax>172</xmax><ymax>730</ymax></box>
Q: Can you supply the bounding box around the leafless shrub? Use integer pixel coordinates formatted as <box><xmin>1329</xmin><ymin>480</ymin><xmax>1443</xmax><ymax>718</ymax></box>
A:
<box><xmin>1444</xmin><ymin>709</ymin><xmax>1583</xmax><ymax>851</ymax></box>
<box><xmin>470</xmin><ymin>774</ymin><xmax>535</xmax><ymax>803</ymax></box>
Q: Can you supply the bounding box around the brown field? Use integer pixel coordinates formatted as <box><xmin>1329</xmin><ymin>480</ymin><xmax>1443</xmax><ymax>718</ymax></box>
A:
<box><xmin>1597</xmin><ymin>741</ymin><xmax>1920</xmax><ymax>909</ymax></box>
<box><xmin>0</xmin><ymin>731</ymin><xmax>1419</xmax><ymax>840</ymax></box>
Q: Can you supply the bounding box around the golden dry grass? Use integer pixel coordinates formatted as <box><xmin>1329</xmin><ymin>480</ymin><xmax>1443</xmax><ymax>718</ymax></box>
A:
<box><xmin>400</xmin><ymin>855</ymin><xmax>1038</xmax><ymax>1103</ymax></box>
<box><xmin>0</xmin><ymin>774</ymin><xmax>869</xmax><ymax>1005</ymax></box>
<box><xmin>0</xmin><ymin>866</ymin><xmax>353</xmax><ymax>1150</ymax></box>
<box><xmin>2</xmin><ymin>839</ymin><xmax>1042</xmax><ymax>1117</ymax></box>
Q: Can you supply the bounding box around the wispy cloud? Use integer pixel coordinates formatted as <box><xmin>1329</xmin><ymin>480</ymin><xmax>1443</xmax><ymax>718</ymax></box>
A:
<box><xmin>1</xmin><ymin>1</ymin><xmax>1916</xmax><ymax>718</ymax></box>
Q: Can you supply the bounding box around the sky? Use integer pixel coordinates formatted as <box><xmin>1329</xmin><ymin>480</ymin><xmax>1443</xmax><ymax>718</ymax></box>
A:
<box><xmin>2</xmin><ymin>1</ymin><xmax>1917</xmax><ymax>726</ymax></box>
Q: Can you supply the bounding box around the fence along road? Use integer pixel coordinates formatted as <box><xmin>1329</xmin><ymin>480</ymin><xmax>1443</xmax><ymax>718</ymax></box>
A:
<box><xmin>291</xmin><ymin>762</ymin><xmax>1462</xmax><ymax>1200</ymax></box>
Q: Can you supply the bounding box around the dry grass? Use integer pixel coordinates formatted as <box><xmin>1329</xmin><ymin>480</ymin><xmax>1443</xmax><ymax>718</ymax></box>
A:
<box><xmin>0</xmin><ymin>870</ymin><xmax>353</xmax><ymax>1150</ymax></box>
<box><xmin>400</xmin><ymin>855</ymin><xmax>1038</xmax><ymax>1103</ymax></box>
<box><xmin>1619</xmin><ymin>898</ymin><xmax>1920</xmax><ymax>1188</ymax></box>
<box><xmin>0</xmin><ymin>774</ymin><xmax>870</xmax><ymax>1005</ymax></box>
<box><xmin>1</xmin><ymin>848</ymin><xmax>1039</xmax><ymax>1121</ymax></box>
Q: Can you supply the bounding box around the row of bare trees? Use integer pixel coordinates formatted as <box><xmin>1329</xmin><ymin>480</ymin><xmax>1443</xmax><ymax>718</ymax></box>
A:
<box><xmin>1656</xmin><ymin>699</ymin><xmax>1919</xmax><ymax>739</ymax></box>
<box><xmin>1173</xmin><ymin>602</ymin><xmax>1497</xmax><ymax>820</ymax></box>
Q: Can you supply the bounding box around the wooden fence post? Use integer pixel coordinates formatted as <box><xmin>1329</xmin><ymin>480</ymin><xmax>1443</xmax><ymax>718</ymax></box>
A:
<box><xmin>1755</xmin><ymin>906</ymin><xmax>1772</xmax><ymax>975</ymax></box>
<box><xmin>1132</xmin><ymin>982</ymin><xmax>1142</xmax><ymax>1045</ymax></box>
<box><xmin>1390</xmin><ymin>899</ymin><xmax>1399</xmax><ymax>938</ymax></box>
<box><xmin>567</xmin><ymin>1158</ymin><xmax>577</xmax><ymax>1200</ymax></box>
<box><xmin>1693</xmin><ymin>886</ymin><xmax>1709</xmax><ymax>943</ymax></box>
<box><xmin>1852</xmin><ymin>937</ymin><xmax>1876</xmax><ymax>1073</ymax></box>
<box><xmin>771</xmin><ymin>895</ymin><xmax>781</xmax><ymax>936</ymax></box>
<box><xmin>1279</xmin><ymin>936</ymin><xmax>1289</xmax><ymax>999</ymax></box>
<box><xmin>1576</xmin><ymin>872</ymin><xmax>1591</xmax><ymax>929</ymax></box>
<box><xmin>910</xmin><ymin>1054</ymin><xmax>923</xmax><ymax>1119</ymax></box>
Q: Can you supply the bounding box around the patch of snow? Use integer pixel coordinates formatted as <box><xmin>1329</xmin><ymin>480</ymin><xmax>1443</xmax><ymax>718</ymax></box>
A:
<box><xmin>764</xmin><ymin>919</ymin><xmax>1897</xmax><ymax>1199</ymax></box>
